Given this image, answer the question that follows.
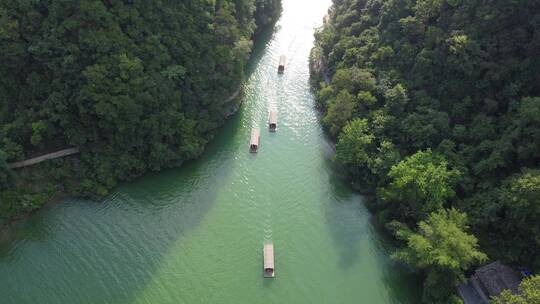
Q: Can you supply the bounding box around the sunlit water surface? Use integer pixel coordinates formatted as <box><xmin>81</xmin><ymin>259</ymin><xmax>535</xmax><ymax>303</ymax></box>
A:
<box><xmin>0</xmin><ymin>1</ymin><xmax>422</xmax><ymax>303</ymax></box>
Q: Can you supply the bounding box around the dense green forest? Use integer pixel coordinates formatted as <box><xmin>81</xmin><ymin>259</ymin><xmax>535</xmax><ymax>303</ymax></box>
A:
<box><xmin>0</xmin><ymin>0</ymin><xmax>281</xmax><ymax>221</ymax></box>
<box><xmin>310</xmin><ymin>0</ymin><xmax>539</xmax><ymax>302</ymax></box>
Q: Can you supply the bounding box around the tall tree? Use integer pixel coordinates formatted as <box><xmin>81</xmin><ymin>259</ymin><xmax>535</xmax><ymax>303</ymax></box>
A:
<box><xmin>393</xmin><ymin>208</ymin><xmax>487</xmax><ymax>303</ymax></box>
<box><xmin>379</xmin><ymin>150</ymin><xmax>460</xmax><ymax>221</ymax></box>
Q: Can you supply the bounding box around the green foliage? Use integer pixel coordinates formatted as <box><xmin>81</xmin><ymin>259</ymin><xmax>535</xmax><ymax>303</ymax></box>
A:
<box><xmin>500</xmin><ymin>170</ymin><xmax>540</xmax><ymax>261</ymax></box>
<box><xmin>254</xmin><ymin>0</ymin><xmax>282</xmax><ymax>31</ymax></box>
<box><xmin>335</xmin><ymin>118</ymin><xmax>375</xmax><ymax>178</ymax></box>
<box><xmin>0</xmin><ymin>150</ymin><xmax>11</xmax><ymax>189</ymax></box>
<box><xmin>383</xmin><ymin>84</ymin><xmax>408</xmax><ymax>115</ymax></box>
<box><xmin>456</xmin><ymin>168</ymin><xmax>540</xmax><ymax>271</ymax></box>
<box><xmin>0</xmin><ymin>0</ymin><xmax>281</xmax><ymax>220</ymax></box>
<box><xmin>393</xmin><ymin>208</ymin><xmax>487</xmax><ymax>303</ymax></box>
<box><xmin>357</xmin><ymin>91</ymin><xmax>377</xmax><ymax>108</ymax></box>
<box><xmin>315</xmin><ymin>85</ymin><xmax>335</xmax><ymax>109</ymax></box>
<box><xmin>30</xmin><ymin>121</ymin><xmax>47</xmax><ymax>147</ymax></box>
<box><xmin>380</xmin><ymin>150</ymin><xmax>460</xmax><ymax>221</ymax></box>
<box><xmin>335</xmin><ymin>118</ymin><xmax>402</xmax><ymax>189</ymax></box>
<box><xmin>413</xmin><ymin>0</ymin><xmax>444</xmax><ymax>21</ymax></box>
<box><xmin>331</xmin><ymin>67</ymin><xmax>376</xmax><ymax>95</ymax></box>
<box><xmin>491</xmin><ymin>275</ymin><xmax>540</xmax><ymax>304</ymax></box>
<box><xmin>322</xmin><ymin>90</ymin><xmax>357</xmax><ymax>136</ymax></box>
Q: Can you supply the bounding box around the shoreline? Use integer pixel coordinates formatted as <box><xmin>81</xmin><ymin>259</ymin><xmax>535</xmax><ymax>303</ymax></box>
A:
<box><xmin>0</xmin><ymin>85</ymin><xmax>245</xmax><ymax>232</ymax></box>
<box><xmin>0</xmin><ymin>40</ymin><xmax>253</xmax><ymax>233</ymax></box>
<box><xmin>0</xmin><ymin>192</ymin><xmax>66</xmax><ymax>231</ymax></box>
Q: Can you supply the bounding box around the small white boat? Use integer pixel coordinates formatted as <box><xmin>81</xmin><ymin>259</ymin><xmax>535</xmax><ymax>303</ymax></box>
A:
<box><xmin>278</xmin><ymin>55</ymin><xmax>286</xmax><ymax>74</ymax></box>
<box><xmin>268</xmin><ymin>111</ymin><xmax>278</xmax><ymax>132</ymax></box>
<box><xmin>250</xmin><ymin>128</ymin><xmax>260</xmax><ymax>153</ymax></box>
<box><xmin>263</xmin><ymin>243</ymin><xmax>275</xmax><ymax>278</ymax></box>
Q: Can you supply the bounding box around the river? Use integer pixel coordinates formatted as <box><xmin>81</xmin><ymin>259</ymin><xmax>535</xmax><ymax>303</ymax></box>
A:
<box><xmin>0</xmin><ymin>1</ymin><xmax>422</xmax><ymax>303</ymax></box>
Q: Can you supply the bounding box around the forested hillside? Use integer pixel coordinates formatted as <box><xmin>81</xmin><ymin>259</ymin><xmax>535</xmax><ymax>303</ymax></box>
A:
<box><xmin>0</xmin><ymin>0</ymin><xmax>281</xmax><ymax>221</ymax></box>
<box><xmin>310</xmin><ymin>0</ymin><xmax>540</xmax><ymax>302</ymax></box>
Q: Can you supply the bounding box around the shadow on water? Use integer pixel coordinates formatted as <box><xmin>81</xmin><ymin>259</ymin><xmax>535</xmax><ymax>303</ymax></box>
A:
<box><xmin>369</xmin><ymin>212</ymin><xmax>424</xmax><ymax>303</ymax></box>
<box><xmin>381</xmin><ymin>262</ymin><xmax>424</xmax><ymax>304</ymax></box>
<box><xmin>368</xmin><ymin>224</ymin><xmax>424</xmax><ymax>303</ymax></box>
<box><xmin>0</xmin><ymin>208</ymin><xmax>53</xmax><ymax>260</ymax></box>
<box><xmin>104</xmin><ymin>22</ymin><xmax>283</xmax><ymax>302</ymax></box>
<box><xmin>119</xmin><ymin>115</ymin><xmax>244</xmax><ymax>304</ymax></box>
<box><xmin>0</xmin><ymin>108</ymin><xmax>245</xmax><ymax>304</ymax></box>
<box><xmin>247</xmin><ymin>23</ymin><xmax>280</xmax><ymax>75</ymax></box>
<box><xmin>322</xmin><ymin>157</ymin><xmax>366</xmax><ymax>269</ymax></box>
<box><xmin>321</xmin><ymin>150</ymin><xmax>423</xmax><ymax>303</ymax></box>
<box><xmin>263</xmin><ymin>277</ymin><xmax>274</xmax><ymax>288</ymax></box>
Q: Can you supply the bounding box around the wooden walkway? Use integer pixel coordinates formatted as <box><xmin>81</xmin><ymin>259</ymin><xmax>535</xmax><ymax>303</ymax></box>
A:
<box><xmin>224</xmin><ymin>86</ymin><xmax>242</xmax><ymax>104</ymax></box>
<box><xmin>8</xmin><ymin>148</ymin><xmax>80</xmax><ymax>169</ymax></box>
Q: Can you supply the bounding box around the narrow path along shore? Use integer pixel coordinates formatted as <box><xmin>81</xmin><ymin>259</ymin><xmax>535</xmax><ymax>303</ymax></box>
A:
<box><xmin>7</xmin><ymin>148</ymin><xmax>80</xmax><ymax>169</ymax></box>
<box><xmin>7</xmin><ymin>87</ymin><xmax>243</xmax><ymax>171</ymax></box>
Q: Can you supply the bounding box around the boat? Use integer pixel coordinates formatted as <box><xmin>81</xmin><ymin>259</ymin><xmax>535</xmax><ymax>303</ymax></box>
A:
<box><xmin>263</xmin><ymin>243</ymin><xmax>275</xmax><ymax>278</ymax></box>
<box><xmin>278</xmin><ymin>55</ymin><xmax>286</xmax><ymax>74</ymax></box>
<box><xmin>268</xmin><ymin>111</ymin><xmax>278</xmax><ymax>132</ymax></box>
<box><xmin>250</xmin><ymin>128</ymin><xmax>260</xmax><ymax>153</ymax></box>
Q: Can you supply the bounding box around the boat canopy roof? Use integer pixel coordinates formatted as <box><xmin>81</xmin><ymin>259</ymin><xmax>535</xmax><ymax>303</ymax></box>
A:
<box><xmin>279</xmin><ymin>55</ymin><xmax>286</xmax><ymax>66</ymax></box>
<box><xmin>269</xmin><ymin>111</ymin><xmax>278</xmax><ymax>124</ymax></box>
<box><xmin>250</xmin><ymin>128</ymin><xmax>260</xmax><ymax>145</ymax></box>
<box><xmin>264</xmin><ymin>243</ymin><xmax>274</xmax><ymax>269</ymax></box>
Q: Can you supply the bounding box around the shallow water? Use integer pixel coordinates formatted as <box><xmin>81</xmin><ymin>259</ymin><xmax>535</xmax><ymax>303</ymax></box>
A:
<box><xmin>0</xmin><ymin>1</ymin><xmax>422</xmax><ymax>303</ymax></box>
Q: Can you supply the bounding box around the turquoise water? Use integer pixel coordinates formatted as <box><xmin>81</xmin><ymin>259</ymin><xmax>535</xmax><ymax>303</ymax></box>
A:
<box><xmin>0</xmin><ymin>1</ymin><xmax>422</xmax><ymax>303</ymax></box>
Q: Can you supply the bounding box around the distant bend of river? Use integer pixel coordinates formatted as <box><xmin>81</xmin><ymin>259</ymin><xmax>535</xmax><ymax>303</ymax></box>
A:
<box><xmin>0</xmin><ymin>1</ymin><xmax>422</xmax><ymax>303</ymax></box>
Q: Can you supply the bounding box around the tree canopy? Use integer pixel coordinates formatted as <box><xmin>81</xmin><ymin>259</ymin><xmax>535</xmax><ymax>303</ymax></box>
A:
<box><xmin>379</xmin><ymin>149</ymin><xmax>460</xmax><ymax>222</ymax></box>
<box><xmin>393</xmin><ymin>208</ymin><xmax>487</xmax><ymax>303</ymax></box>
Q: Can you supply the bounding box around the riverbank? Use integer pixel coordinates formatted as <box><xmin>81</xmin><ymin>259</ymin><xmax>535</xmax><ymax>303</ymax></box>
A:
<box><xmin>1</xmin><ymin>68</ymin><xmax>251</xmax><ymax>228</ymax></box>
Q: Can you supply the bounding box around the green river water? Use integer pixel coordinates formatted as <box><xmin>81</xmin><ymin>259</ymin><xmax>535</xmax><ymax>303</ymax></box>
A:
<box><xmin>0</xmin><ymin>1</ymin><xmax>423</xmax><ymax>303</ymax></box>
